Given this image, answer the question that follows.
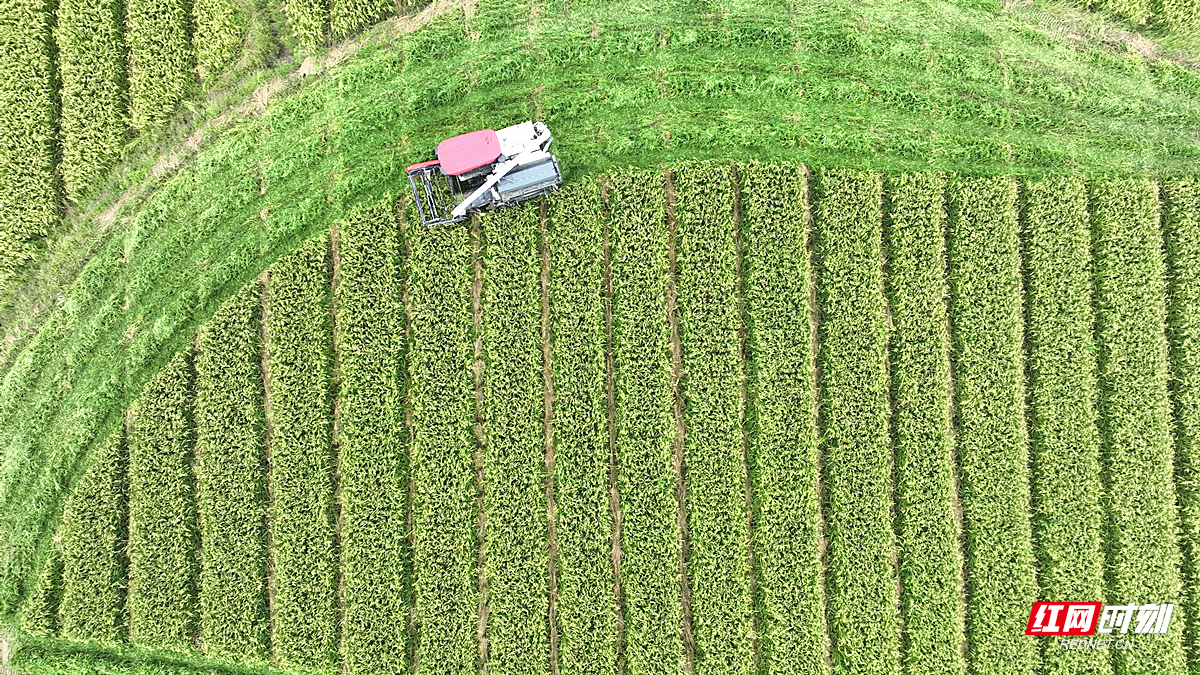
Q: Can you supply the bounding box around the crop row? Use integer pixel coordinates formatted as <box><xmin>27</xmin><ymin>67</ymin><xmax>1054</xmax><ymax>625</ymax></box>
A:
<box><xmin>1164</xmin><ymin>178</ymin><xmax>1200</xmax><ymax>674</ymax></box>
<box><xmin>126</xmin><ymin>351</ymin><xmax>199</xmax><ymax>653</ymax></box>
<box><xmin>545</xmin><ymin>179</ymin><xmax>618</xmax><ymax>675</ymax></box>
<box><xmin>264</xmin><ymin>235</ymin><xmax>339</xmax><ymax>671</ymax></box>
<box><xmin>882</xmin><ymin>172</ymin><xmax>965</xmax><ymax>675</ymax></box>
<box><xmin>608</xmin><ymin>168</ymin><xmax>683</xmax><ymax>675</ymax></box>
<box><xmin>672</xmin><ymin>160</ymin><xmax>753</xmax><ymax>675</ymax></box>
<box><xmin>739</xmin><ymin>162</ymin><xmax>829</xmax><ymax>675</ymax></box>
<box><xmin>1092</xmin><ymin>177</ymin><xmax>1187</xmax><ymax>675</ymax></box>
<box><xmin>481</xmin><ymin>203</ymin><xmax>551</xmax><ymax>675</ymax></box>
<box><xmin>406</xmin><ymin>204</ymin><xmax>479</xmax><ymax>673</ymax></box>
<box><xmin>945</xmin><ymin>177</ymin><xmax>1037</xmax><ymax>675</ymax></box>
<box><xmin>125</xmin><ymin>0</ymin><xmax>193</xmax><ymax>129</ymax></box>
<box><xmin>194</xmin><ymin>284</ymin><xmax>270</xmax><ymax>660</ymax></box>
<box><xmin>1021</xmin><ymin>176</ymin><xmax>1106</xmax><ymax>675</ymax></box>
<box><xmin>58</xmin><ymin>428</ymin><xmax>128</xmax><ymax>644</ymax></box>
<box><xmin>813</xmin><ymin>168</ymin><xmax>901</xmax><ymax>675</ymax></box>
<box><xmin>334</xmin><ymin>197</ymin><xmax>407</xmax><ymax>674</ymax></box>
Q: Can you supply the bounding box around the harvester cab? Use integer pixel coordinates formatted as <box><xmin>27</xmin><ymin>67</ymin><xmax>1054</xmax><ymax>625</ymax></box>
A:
<box><xmin>406</xmin><ymin>121</ymin><xmax>563</xmax><ymax>228</ymax></box>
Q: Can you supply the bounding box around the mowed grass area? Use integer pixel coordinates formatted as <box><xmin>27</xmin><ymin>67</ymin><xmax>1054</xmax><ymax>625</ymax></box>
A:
<box><xmin>8</xmin><ymin>163</ymin><xmax>1199</xmax><ymax>675</ymax></box>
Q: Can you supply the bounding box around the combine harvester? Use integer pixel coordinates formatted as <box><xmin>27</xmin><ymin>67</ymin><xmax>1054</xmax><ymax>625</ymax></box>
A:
<box><xmin>406</xmin><ymin>121</ymin><xmax>563</xmax><ymax>227</ymax></box>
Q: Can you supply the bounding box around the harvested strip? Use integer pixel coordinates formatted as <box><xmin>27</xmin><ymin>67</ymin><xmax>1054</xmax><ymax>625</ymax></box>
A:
<box><xmin>1021</xmin><ymin>176</ymin><xmax>1106</xmax><ymax>675</ymax></box>
<box><xmin>54</xmin><ymin>0</ymin><xmax>127</xmax><ymax>200</ymax></box>
<box><xmin>335</xmin><ymin>198</ymin><xmax>407</xmax><ymax>674</ymax></box>
<box><xmin>194</xmin><ymin>284</ymin><xmax>269</xmax><ymax>660</ymax></box>
<box><xmin>883</xmin><ymin>172</ymin><xmax>966</xmax><ymax>675</ymax></box>
<box><xmin>1092</xmin><ymin>177</ymin><xmax>1186</xmax><ymax>675</ymax></box>
<box><xmin>672</xmin><ymin>159</ymin><xmax>753</xmax><ymax>675</ymax></box>
<box><xmin>739</xmin><ymin>161</ymin><xmax>829</xmax><ymax>675</ymax></box>
<box><xmin>1164</xmin><ymin>179</ymin><xmax>1200</xmax><ymax>675</ymax></box>
<box><xmin>813</xmin><ymin>168</ymin><xmax>900</xmax><ymax>675</ymax></box>
<box><xmin>481</xmin><ymin>203</ymin><xmax>551</xmax><ymax>675</ymax></box>
<box><xmin>407</xmin><ymin>217</ymin><xmax>479</xmax><ymax>674</ymax></box>
<box><xmin>127</xmin><ymin>350</ymin><xmax>199</xmax><ymax>653</ymax></box>
<box><xmin>608</xmin><ymin>168</ymin><xmax>682</xmax><ymax>675</ymax></box>
<box><xmin>58</xmin><ymin>428</ymin><xmax>128</xmax><ymax>644</ymax></box>
<box><xmin>547</xmin><ymin>180</ymin><xmax>618</xmax><ymax>675</ymax></box>
<box><xmin>945</xmin><ymin>177</ymin><xmax>1037</xmax><ymax>675</ymax></box>
<box><xmin>265</xmin><ymin>235</ymin><xmax>338</xmax><ymax>670</ymax></box>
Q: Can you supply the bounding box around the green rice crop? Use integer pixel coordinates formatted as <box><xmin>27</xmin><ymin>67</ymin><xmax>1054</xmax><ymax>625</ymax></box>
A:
<box><xmin>334</xmin><ymin>197</ymin><xmax>407</xmax><ymax>674</ymax></box>
<box><xmin>125</xmin><ymin>0</ymin><xmax>194</xmax><ymax>128</ymax></box>
<box><xmin>1092</xmin><ymin>177</ymin><xmax>1186</xmax><ymax>675</ymax></box>
<box><xmin>283</xmin><ymin>0</ymin><xmax>327</xmax><ymax>52</ymax></box>
<box><xmin>58</xmin><ymin>429</ymin><xmax>128</xmax><ymax>644</ymax></box>
<box><xmin>1164</xmin><ymin>178</ymin><xmax>1200</xmax><ymax>675</ymax></box>
<box><xmin>0</xmin><ymin>0</ymin><xmax>58</xmax><ymax>281</ymax></box>
<box><xmin>1094</xmin><ymin>0</ymin><xmax>1153</xmax><ymax>23</ymax></box>
<box><xmin>54</xmin><ymin>0</ymin><xmax>126</xmax><ymax>201</ymax></box>
<box><xmin>127</xmin><ymin>350</ymin><xmax>199</xmax><ymax>653</ymax></box>
<box><xmin>672</xmin><ymin>159</ymin><xmax>753</xmax><ymax>675</ymax></box>
<box><xmin>1020</xmin><ymin>176</ymin><xmax>1106</xmax><ymax>675</ymax></box>
<box><xmin>407</xmin><ymin>216</ymin><xmax>478</xmax><ymax>675</ymax></box>
<box><xmin>481</xmin><ymin>202</ymin><xmax>551</xmax><ymax>675</ymax></box>
<box><xmin>22</xmin><ymin>545</ymin><xmax>62</xmax><ymax>637</ymax></box>
<box><xmin>608</xmin><ymin>168</ymin><xmax>682</xmax><ymax>675</ymax></box>
<box><xmin>882</xmin><ymin>172</ymin><xmax>966</xmax><ymax>675</ymax></box>
<box><xmin>738</xmin><ymin>161</ymin><xmax>829</xmax><ymax>675</ymax></box>
<box><xmin>194</xmin><ymin>0</ymin><xmax>247</xmax><ymax>85</ymax></box>
<box><xmin>945</xmin><ymin>176</ymin><xmax>1037</xmax><ymax>675</ymax></box>
<box><xmin>812</xmin><ymin>168</ymin><xmax>900</xmax><ymax>675</ymax></box>
<box><xmin>264</xmin><ymin>235</ymin><xmax>338</xmax><ymax>671</ymax></box>
<box><xmin>546</xmin><ymin>180</ymin><xmax>618</xmax><ymax>675</ymax></box>
<box><xmin>194</xmin><ymin>284</ymin><xmax>269</xmax><ymax>660</ymax></box>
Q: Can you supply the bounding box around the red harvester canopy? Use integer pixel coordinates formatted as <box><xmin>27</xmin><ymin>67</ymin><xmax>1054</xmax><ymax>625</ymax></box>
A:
<box><xmin>437</xmin><ymin>129</ymin><xmax>501</xmax><ymax>176</ymax></box>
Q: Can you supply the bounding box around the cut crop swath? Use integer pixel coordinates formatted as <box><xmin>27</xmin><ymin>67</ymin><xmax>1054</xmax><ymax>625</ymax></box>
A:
<box><xmin>739</xmin><ymin>161</ymin><xmax>829</xmax><ymax>675</ymax></box>
<box><xmin>335</xmin><ymin>197</ymin><xmax>408</xmax><ymax>675</ymax></box>
<box><xmin>1092</xmin><ymin>177</ymin><xmax>1186</xmax><ymax>675</ymax></box>
<box><xmin>54</xmin><ymin>0</ymin><xmax>126</xmax><ymax>201</ymax></box>
<box><xmin>126</xmin><ymin>0</ymin><xmax>193</xmax><ymax>128</ymax></box>
<box><xmin>672</xmin><ymin>159</ymin><xmax>753</xmax><ymax>675</ymax></box>
<box><xmin>608</xmin><ymin>168</ymin><xmax>682</xmax><ymax>675</ymax></box>
<box><xmin>813</xmin><ymin>168</ymin><xmax>900</xmax><ymax>675</ymax></box>
<box><xmin>883</xmin><ymin>172</ymin><xmax>966</xmax><ymax>675</ymax></box>
<box><xmin>1021</xmin><ymin>176</ymin><xmax>1106</xmax><ymax>675</ymax></box>
<box><xmin>127</xmin><ymin>350</ymin><xmax>199</xmax><ymax>653</ymax></box>
<box><xmin>546</xmin><ymin>179</ymin><xmax>618</xmax><ymax>675</ymax></box>
<box><xmin>481</xmin><ymin>202</ymin><xmax>551</xmax><ymax>675</ymax></box>
<box><xmin>194</xmin><ymin>284</ymin><xmax>269</xmax><ymax>661</ymax></box>
<box><xmin>0</xmin><ymin>0</ymin><xmax>57</xmax><ymax>287</ymax></box>
<box><xmin>265</xmin><ymin>235</ymin><xmax>338</xmax><ymax>671</ymax></box>
<box><xmin>58</xmin><ymin>428</ymin><xmax>128</xmax><ymax>644</ymax></box>
<box><xmin>407</xmin><ymin>212</ymin><xmax>478</xmax><ymax>674</ymax></box>
<box><xmin>1164</xmin><ymin>178</ymin><xmax>1200</xmax><ymax>675</ymax></box>
<box><xmin>946</xmin><ymin>176</ymin><xmax>1037</xmax><ymax>675</ymax></box>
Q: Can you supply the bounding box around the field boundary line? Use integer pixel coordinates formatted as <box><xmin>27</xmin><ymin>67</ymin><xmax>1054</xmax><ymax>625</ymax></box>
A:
<box><xmin>664</xmin><ymin>166</ymin><xmax>696</xmax><ymax>675</ymax></box>
<box><xmin>540</xmin><ymin>200</ymin><xmax>561</xmax><ymax>675</ymax></box>
<box><xmin>472</xmin><ymin>216</ymin><xmax>490</xmax><ymax>675</ymax></box>
<box><xmin>878</xmin><ymin>175</ymin><xmax>904</xmax><ymax>675</ymax></box>
<box><xmin>258</xmin><ymin>270</ymin><xmax>278</xmax><ymax>666</ymax></box>
<box><xmin>398</xmin><ymin>200</ymin><xmax>418</xmax><ymax>675</ymax></box>
<box><xmin>328</xmin><ymin>221</ymin><xmax>345</xmax><ymax>675</ymax></box>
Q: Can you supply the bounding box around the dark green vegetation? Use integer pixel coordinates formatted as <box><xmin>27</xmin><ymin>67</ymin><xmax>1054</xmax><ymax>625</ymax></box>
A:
<box><xmin>8</xmin><ymin>166</ymin><xmax>1200</xmax><ymax>675</ymax></box>
<box><xmin>946</xmin><ymin>177</ymin><xmax>1037</xmax><ymax>675</ymax></box>
<box><xmin>814</xmin><ymin>169</ymin><xmax>900</xmax><ymax>675</ymax></box>
<box><xmin>883</xmin><ymin>172</ymin><xmax>966</xmax><ymax>675</ymax></box>
<box><xmin>1092</xmin><ymin>178</ymin><xmax>1187</xmax><ymax>675</ymax></box>
<box><xmin>1021</xmin><ymin>176</ymin><xmax>1106</xmax><ymax>675</ymax></box>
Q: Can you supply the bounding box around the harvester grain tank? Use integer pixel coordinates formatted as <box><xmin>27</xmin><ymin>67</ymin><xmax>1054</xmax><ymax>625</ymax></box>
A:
<box><xmin>406</xmin><ymin>121</ymin><xmax>563</xmax><ymax>227</ymax></box>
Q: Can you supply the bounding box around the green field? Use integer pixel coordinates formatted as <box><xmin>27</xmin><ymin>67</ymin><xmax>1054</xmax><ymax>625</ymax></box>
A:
<box><xmin>3</xmin><ymin>0</ymin><xmax>1200</xmax><ymax>672</ymax></box>
<box><xmin>3</xmin><ymin>163</ymin><xmax>1197</xmax><ymax>675</ymax></box>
